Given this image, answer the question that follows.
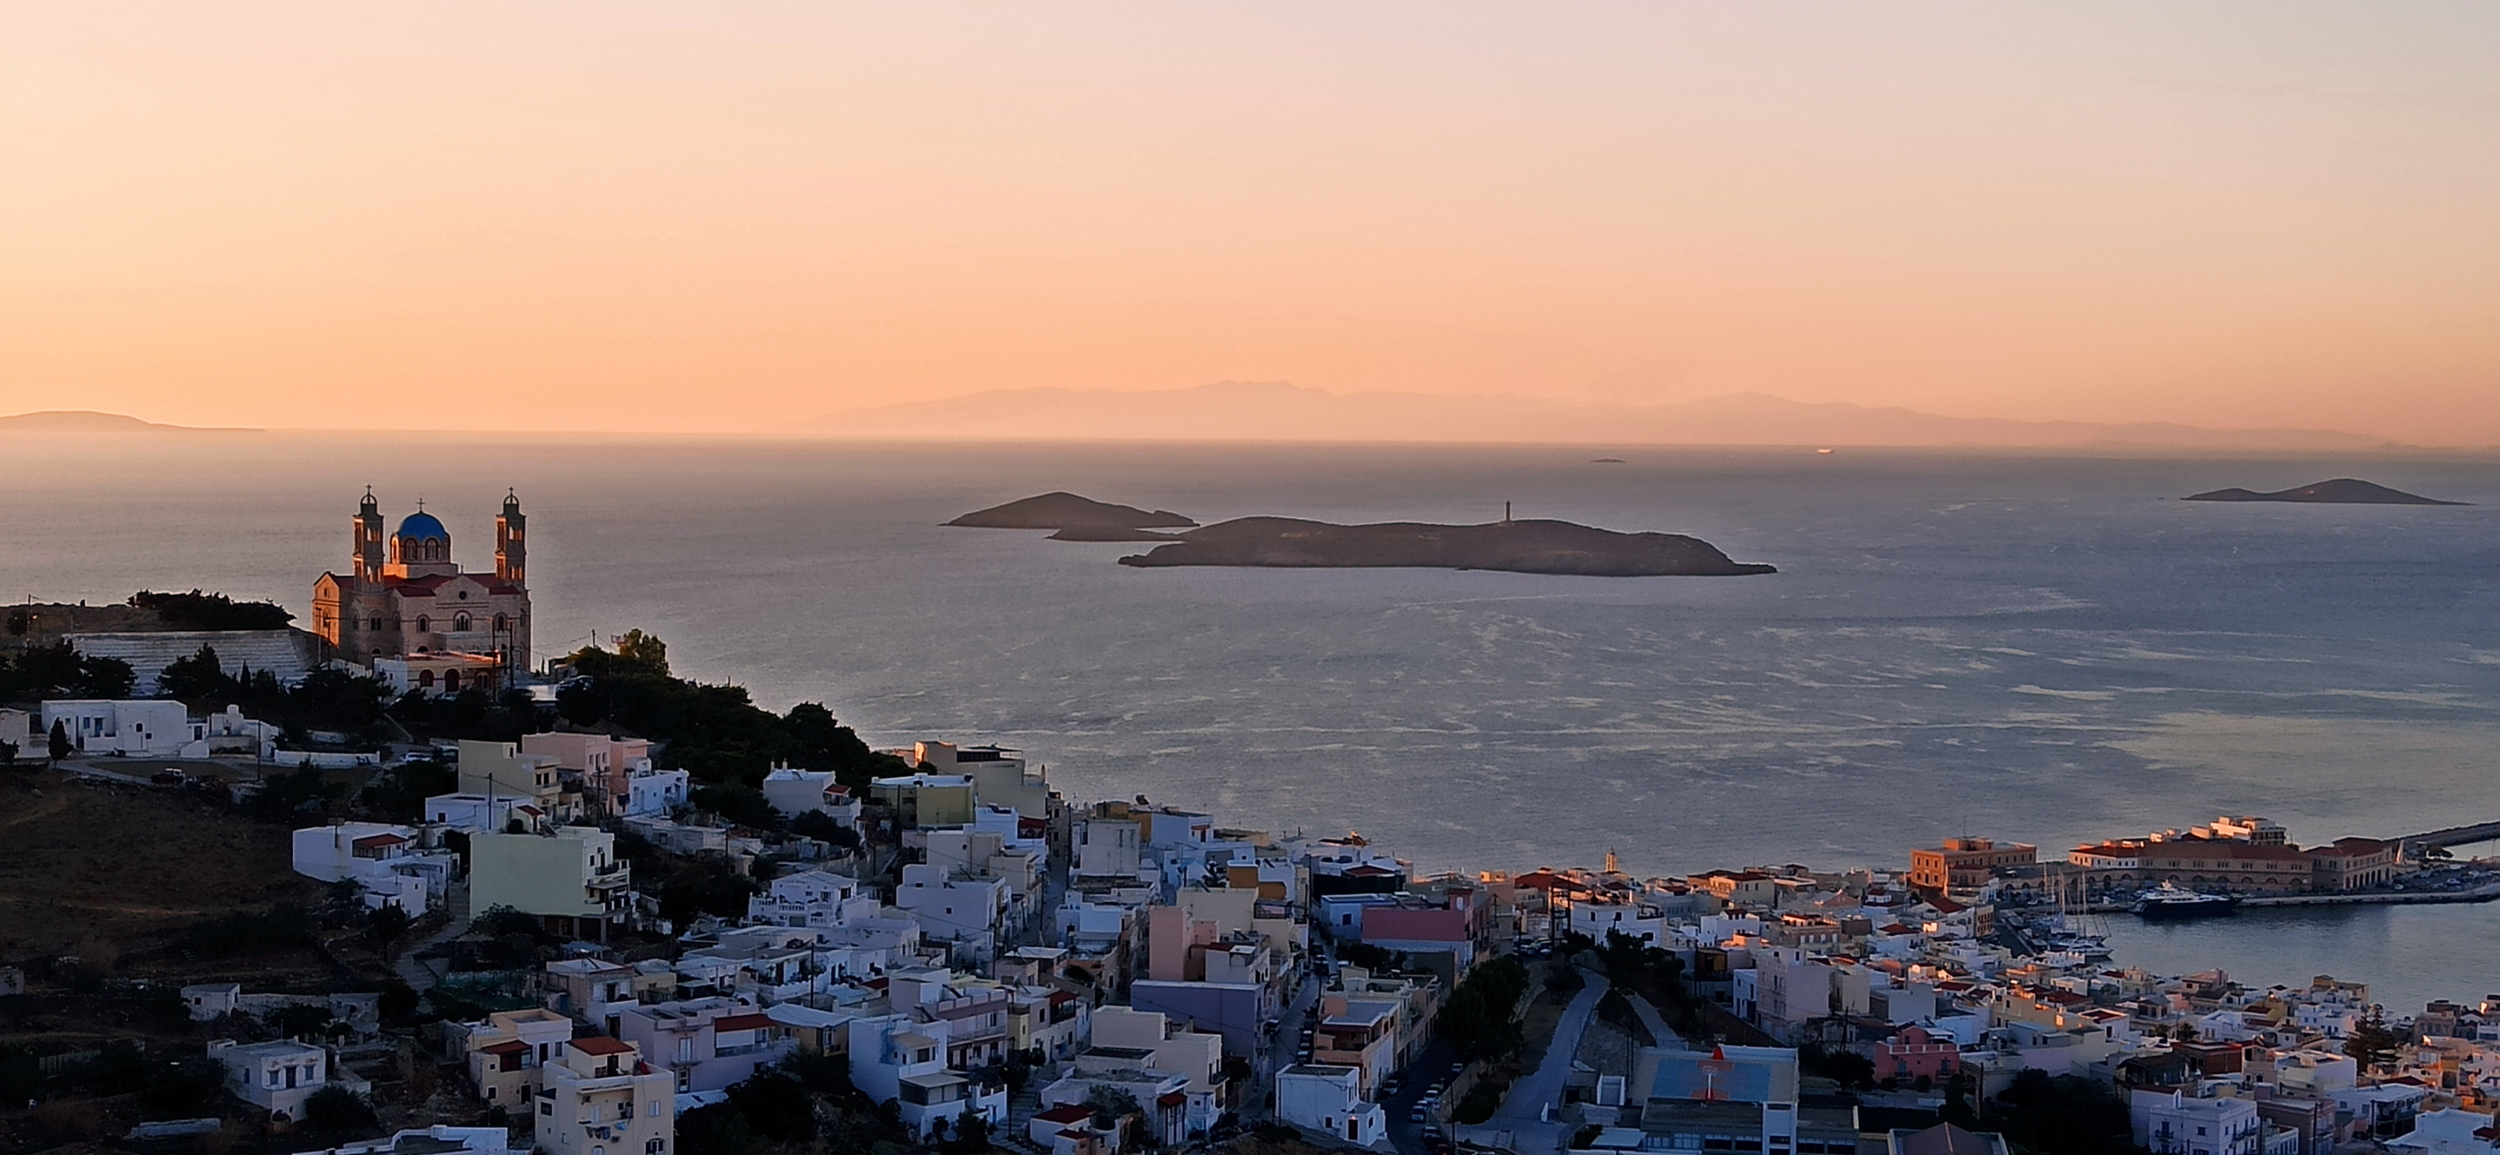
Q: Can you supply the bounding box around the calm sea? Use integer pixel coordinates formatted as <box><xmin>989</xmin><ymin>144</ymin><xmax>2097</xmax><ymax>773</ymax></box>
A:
<box><xmin>5</xmin><ymin>433</ymin><xmax>2497</xmax><ymax>1011</ymax></box>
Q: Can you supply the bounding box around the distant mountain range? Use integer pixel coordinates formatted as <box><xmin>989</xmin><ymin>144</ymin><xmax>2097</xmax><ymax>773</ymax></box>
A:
<box><xmin>807</xmin><ymin>382</ymin><xmax>2383</xmax><ymax>450</ymax></box>
<box><xmin>0</xmin><ymin>410</ymin><xmax>258</xmax><ymax>433</ymax></box>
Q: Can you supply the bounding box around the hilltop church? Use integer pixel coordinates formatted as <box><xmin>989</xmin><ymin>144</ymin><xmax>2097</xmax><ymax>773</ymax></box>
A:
<box><xmin>312</xmin><ymin>490</ymin><xmax>533</xmax><ymax>690</ymax></box>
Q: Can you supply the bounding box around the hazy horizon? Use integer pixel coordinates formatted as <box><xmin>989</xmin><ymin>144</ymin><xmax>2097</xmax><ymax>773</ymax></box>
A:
<box><xmin>4</xmin><ymin>384</ymin><xmax>2486</xmax><ymax>451</ymax></box>
<box><xmin>5</xmin><ymin>4</ymin><xmax>2497</xmax><ymax>441</ymax></box>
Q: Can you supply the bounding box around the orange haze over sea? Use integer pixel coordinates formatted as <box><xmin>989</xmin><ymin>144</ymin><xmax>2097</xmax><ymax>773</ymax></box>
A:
<box><xmin>2</xmin><ymin>3</ymin><xmax>2496</xmax><ymax>443</ymax></box>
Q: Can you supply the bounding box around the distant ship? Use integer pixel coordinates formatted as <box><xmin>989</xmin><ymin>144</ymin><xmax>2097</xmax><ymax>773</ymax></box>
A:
<box><xmin>2131</xmin><ymin>883</ymin><xmax>2239</xmax><ymax>919</ymax></box>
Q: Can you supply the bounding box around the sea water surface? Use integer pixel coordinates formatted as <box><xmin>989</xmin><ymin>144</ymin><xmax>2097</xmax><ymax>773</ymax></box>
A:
<box><xmin>4</xmin><ymin>434</ymin><xmax>2498</xmax><ymax>1010</ymax></box>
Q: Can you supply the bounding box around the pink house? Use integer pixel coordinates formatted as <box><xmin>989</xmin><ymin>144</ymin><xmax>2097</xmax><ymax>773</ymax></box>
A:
<box><xmin>1874</xmin><ymin>1026</ymin><xmax>1962</xmax><ymax>1084</ymax></box>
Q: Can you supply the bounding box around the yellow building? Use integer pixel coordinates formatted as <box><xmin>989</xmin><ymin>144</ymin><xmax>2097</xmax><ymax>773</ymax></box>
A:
<box><xmin>472</xmin><ymin>827</ymin><xmax>631</xmax><ymax>939</ymax></box>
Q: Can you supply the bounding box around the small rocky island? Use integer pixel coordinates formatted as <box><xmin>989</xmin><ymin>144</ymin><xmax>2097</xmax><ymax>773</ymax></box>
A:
<box><xmin>947</xmin><ymin>492</ymin><xmax>1198</xmax><ymax>539</ymax></box>
<box><xmin>2184</xmin><ymin>478</ymin><xmax>2466</xmax><ymax>506</ymax></box>
<box><xmin>1117</xmin><ymin>517</ymin><xmax>1775</xmax><ymax>577</ymax></box>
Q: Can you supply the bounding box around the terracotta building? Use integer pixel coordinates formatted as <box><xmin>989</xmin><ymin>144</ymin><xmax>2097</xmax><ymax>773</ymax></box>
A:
<box><xmin>312</xmin><ymin>490</ymin><xmax>532</xmax><ymax>685</ymax></box>
<box><xmin>1907</xmin><ymin>837</ymin><xmax>2037</xmax><ymax>895</ymax></box>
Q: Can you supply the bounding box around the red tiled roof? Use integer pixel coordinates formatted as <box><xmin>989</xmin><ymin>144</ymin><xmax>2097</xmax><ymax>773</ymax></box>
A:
<box><xmin>353</xmin><ymin>833</ymin><xmax>409</xmax><ymax>848</ymax></box>
<box><xmin>1036</xmin><ymin>1105</ymin><xmax>1093</xmax><ymax>1124</ymax></box>
<box><xmin>712</xmin><ymin>1014</ymin><xmax>774</xmax><ymax>1032</ymax></box>
<box><xmin>1048</xmin><ymin>990</ymin><xmax>1081</xmax><ymax>1006</ymax></box>
<box><xmin>1157</xmin><ymin>1091</ymin><xmax>1187</xmax><ymax>1107</ymax></box>
<box><xmin>482</xmin><ymin>1040</ymin><xmax>530</xmax><ymax>1055</ymax></box>
<box><xmin>1346</xmin><ymin>865</ymin><xmax>1397</xmax><ymax>877</ymax></box>
<box><xmin>569</xmin><ymin>1036</ymin><xmax>634</xmax><ymax>1055</ymax></box>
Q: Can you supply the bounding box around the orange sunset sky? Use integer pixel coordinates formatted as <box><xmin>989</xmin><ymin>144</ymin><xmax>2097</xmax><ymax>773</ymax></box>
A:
<box><xmin>3</xmin><ymin>3</ymin><xmax>2496</xmax><ymax>442</ymax></box>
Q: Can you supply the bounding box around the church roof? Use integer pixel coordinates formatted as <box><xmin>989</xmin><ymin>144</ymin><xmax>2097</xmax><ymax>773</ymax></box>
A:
<box><xmin>376</xmin><ymin>573</ymin><xmax>525</xmax><ymax>597</ymax></box>
<box><xmin>395</xmin><ymin>511</ymin><xmax>449</xmax><ymax>540</ymax></box>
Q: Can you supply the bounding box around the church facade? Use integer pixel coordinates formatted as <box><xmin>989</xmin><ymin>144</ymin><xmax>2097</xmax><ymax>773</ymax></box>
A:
<box><xmin>312</xmin><ymin>491</ymin><xmax>533</xmax><ymax>682</ymax></box>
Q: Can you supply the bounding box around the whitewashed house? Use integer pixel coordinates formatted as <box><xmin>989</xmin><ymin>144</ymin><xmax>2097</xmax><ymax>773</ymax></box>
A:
<box><xmin>1277</xmin><ymin>1063</ymin><xmax>1389</xmax><ymax>1147</ymax></box>
<box><xmin>208</xmin><ymin>1039</ymin><xmax>342</xmax><ymax>1122</ymax></box>
<box><xmin>291</xmin><ymin>822</ymin><xmax>449</xmax><ymax>911</ymax></box>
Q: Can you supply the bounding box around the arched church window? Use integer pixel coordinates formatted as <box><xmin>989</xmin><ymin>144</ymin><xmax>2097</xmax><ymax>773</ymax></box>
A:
<box><xmin>454</xmin><ymin>613</ymin><xmax>472</xmax><ymax>632</ymax></box>
<box><xmin>445</xmin><ymin>671</ymin><xmax>462</xmax><ymax>692</ymax></box>
<box><xmin>418</xmin><ymin>670</ymin><xmax>435</xmax><ymax>688</ymax></box>
<box><xmin>493</xmin><ymin>614</ymin><xmax>510</xmax><ymax>631</ymax></box>
<box><xmin>415</xmin><ymin>615</ymin><xmax>430</xmax><ymax>632</ymax></box>
<box><xmin>369</xmin><ymin>617</ymin><xmax>383</xmax><ymax>631</ymax></box>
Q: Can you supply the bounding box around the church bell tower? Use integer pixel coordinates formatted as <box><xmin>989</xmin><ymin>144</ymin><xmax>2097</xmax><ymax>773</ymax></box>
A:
<box><xmin>353</xmin><ymin>488</ymin><xmax>386</xmax><ymax>580</ymax></box>
<box><xmin>495</xmin><ymin>489</ymin><xmax>527</xmax><ymax>585</ymax></box>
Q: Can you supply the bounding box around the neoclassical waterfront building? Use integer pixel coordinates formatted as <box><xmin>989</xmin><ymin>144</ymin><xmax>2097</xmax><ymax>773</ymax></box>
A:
<box><xmin>312</xmin><ymin>490</ymin><xmax>532</xmax><ymax>684</ymax></box>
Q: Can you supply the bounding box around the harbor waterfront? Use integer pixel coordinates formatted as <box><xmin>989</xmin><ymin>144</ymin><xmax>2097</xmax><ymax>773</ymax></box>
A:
<box><xmin>2093</xmin><ymin>900</ymin><xmax>2500</xmax><ymax>1019</ymax></box>
<box><xmin>5</xmin><ymin>434</ymin><xmax>2499</xmax><ymax>964</ymax></box>
<box><xmin>7</xmin><ymin>436</ymin><xmax>2500</xmax><ymax>1154</ymax></box>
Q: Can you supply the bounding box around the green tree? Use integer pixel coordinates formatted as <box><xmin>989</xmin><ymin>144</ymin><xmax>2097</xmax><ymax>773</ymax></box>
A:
<box><xmin>675</xmin><ymin>1101</ymin><xmax>759</xmax><ymax>1155</ymax></box>
<box><xmin>1986</xmin><ymin>1069</ymin><xmax>2135</xmax><ymax>1155</ymax></box>
<box><xmin>789</xmin><ymin>809</ymin><xmax>862</xmax><ymax>849</ymax></box>
<box><xmin>130</xmin><ymin>590</ymin><xmax>293</xmax><ymax>630</ymax></box>
<box><xmin>723</xmin><ymin>1069</ymin><xmax>815</xmax><ymax>1142</ymax></box>
<box><xmin>1437</xmin><ymin>956</ymin><xmax>1531</xmax><ymax>1058</ymax></box>
<box><xmin>367</xmin><ymin>902</ymin><xmax>412</xmax><ymax>953</ymax></box>
<box><xmin>660</xmin><ymin>855</ymin><xmax>764</xmax><ymax>926</ymax></box>
<box><xmin>378</xmin><ymin>979</ymin><xmax>420</xmax><ymax>1022</ymax></box>
<box><xmin>783</xmin><ymin>701</ymin><xmax>902</xmax><ymax>790</ymax></box>
<box><xmin>267</xmin><ymin>1004</ymin><xmax>335</xmax><ymax>1039</ymax></box>
<box><xmin>615</xmin><ymin>629</ymin><xmax>671</xmax><ymax>676</ymax></box>
<box><xmin>300</xmin><ymin>1085</ymin><xmax>378</xmax><ymax>1133</ymax></box>
<box><xmin>78</xmin><ymin>656</ymin><xmax>136</xmax><ymax>699</ymax></box>
<box><xmin>2345</xmin><ymin>1016</ymin><xmax>2408</xmax><ymax>1072</ymax></box>
<box><xmin>946</xmin><ymin>1110</ymin><xmax>992</xmax><ymax>1154</ymax></box>
<box><xmin>48</xmin><ymin>719</ymin><xmax>71</xmax><ymax>765</ymax></box>
<box><xmin>158</xmin><ymin>645</ymin><xmax>236</xmax><ymax>702</ymax></box>
<box><xmin>475</xmin><ymin>904</ymin><xmax>543</xmax><ymax>937</ymax></box>
<box><xmin>692</xmin><ymin>783</ymin><xmax>783</xmax><ymax>830</ymax></box>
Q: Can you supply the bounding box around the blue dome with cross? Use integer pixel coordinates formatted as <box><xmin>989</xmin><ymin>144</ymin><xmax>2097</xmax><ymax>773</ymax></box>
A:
<box><xmin>395</xmin><ymin>511</ymin><xmax>449</xmax><ymax>541</ymax></box>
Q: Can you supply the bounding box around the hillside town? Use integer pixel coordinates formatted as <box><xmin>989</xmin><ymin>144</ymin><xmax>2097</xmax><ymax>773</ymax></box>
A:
<box><xmin>2</xmin><ymin>498</ymin><xmax>2497</xmax><ymax>1155</ymax></box>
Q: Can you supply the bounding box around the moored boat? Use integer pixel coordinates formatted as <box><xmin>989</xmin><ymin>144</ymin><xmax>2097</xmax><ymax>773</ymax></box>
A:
<box><xmin>2131</xmin><ymin>883</ymin><xmax>2238</xmax><ymax>919</ymax></box>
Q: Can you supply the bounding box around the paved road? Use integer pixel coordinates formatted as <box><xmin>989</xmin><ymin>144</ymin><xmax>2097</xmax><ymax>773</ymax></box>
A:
<box><xmin>1378</xmin><ymin>1036</ymin><xmax>1462</xmax><ymax>1155</ymax></box>
<box><xmin>1625</xmin><ymin>991</ymin><xmax>1688</xmax><ymax>1051</ymax></box>
<box><xmin>395</xmin><ymin>880</ymin><xmax>470</xmax><ymax>993</ymax></box>
<box><xmin>56</xmin><ymin>759</ymin><xmax>156</xmax><ymax>786</ymax></box>
<box><xmin>1487</xmin><ymin>967</ymin><xmax>1608</xmax><ymax>1155</ymax></box>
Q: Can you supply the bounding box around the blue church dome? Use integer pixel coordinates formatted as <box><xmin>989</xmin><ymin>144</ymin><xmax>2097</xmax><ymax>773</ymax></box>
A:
<box><xmin>395</xmin><ymin>511</ymin><xmax>450</xmax><ymax>541</ymax></box>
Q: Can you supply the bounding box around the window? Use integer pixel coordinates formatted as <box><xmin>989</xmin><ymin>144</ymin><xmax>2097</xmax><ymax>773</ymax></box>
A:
<box><xmin>416</xmin><ymin>615</ymin><xmax>431</xmax><ymax>632</ymax></box>
<box><xmin>369</xmin><ymin>617</ymin><xmax>383</xmax><ymax>630</ymax></box>
<box><xmin>455</xmin><ymin>612</ymin><xmax>472</xmax><ymax>631</ymax></box>
<box><xmin>540</xmin><ymin>1101</ymin><xmax>553</xmax><ymax>1116</ymax></box>
<box><xmin>418</xmin><ymin>670</ymin><xmax>435</xmax><ymax>688</ymax></box>
<box><xmin>494</xmin><ymin>613</ymin><xmax>510</xmax><ymax>631</ymax></box>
